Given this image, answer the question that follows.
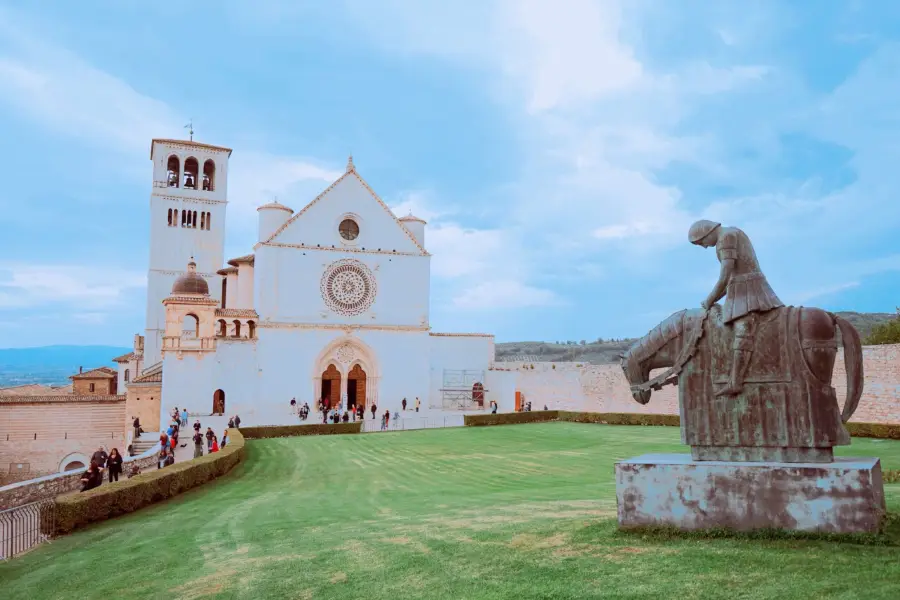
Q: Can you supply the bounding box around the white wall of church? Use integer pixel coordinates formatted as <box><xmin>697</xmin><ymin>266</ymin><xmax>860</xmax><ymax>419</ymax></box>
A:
<box><xmin>160</xmin><ymin>354</ymin><xmax>216</xmax><ymax>428</ymax></box>
<box><xmin>485</xmin><ymin>370</ymin><xmax>517</xmax><ymax>412</ymax></box>
<box><xmin>210</xmin><ymin>340</ymin><xmax>259</xmax><ymax>420</ymax></box>
<box><xmin>254</xmin><ymin>245</ymin><xmax>430</xmax><ymax>328</ymax></box>
<box><xmin>427</xmin><ymin>335</ymin><xmax>495</xmax><ymax>407</ymax></box>
<box><xmin>254</xmin><ymin>327</ymin><xmax>431</xmax><ymax>418</ymax></box>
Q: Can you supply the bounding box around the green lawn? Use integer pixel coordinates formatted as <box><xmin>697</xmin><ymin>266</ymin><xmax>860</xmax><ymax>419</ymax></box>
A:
<box><xmin>3</xmin><ymin>423</ymin><xmax>900</xmax><ymax>600</ymax></box>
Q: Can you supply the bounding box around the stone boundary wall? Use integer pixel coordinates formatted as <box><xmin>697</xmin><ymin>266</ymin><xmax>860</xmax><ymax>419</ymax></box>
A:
<box><xmin>54</xmin><ymin>430</ymin><xmax>244</xmax><ymax>535</ymax></box>
<box><xmin>495</xmin><ymin>343</ymin><xmax>900</xmax><ymax>424</ymax></box>
<box><xmin>0</xmin><ymin>444</ymin><xmax>161</xmax><ymax>510</ymax></box>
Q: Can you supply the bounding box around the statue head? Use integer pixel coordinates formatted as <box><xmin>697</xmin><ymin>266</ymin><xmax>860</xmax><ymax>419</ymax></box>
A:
<box><xmin>688</xmin><ymin>220</ymin><xmax>721</xmax><ymax>248</ymax></box>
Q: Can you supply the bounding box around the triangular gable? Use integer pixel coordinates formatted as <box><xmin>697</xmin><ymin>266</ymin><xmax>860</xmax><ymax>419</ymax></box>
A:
<box><xmin>264</xmin><ymin>168</ymin><xmax>428</xmax><ymax>255</ymax></box>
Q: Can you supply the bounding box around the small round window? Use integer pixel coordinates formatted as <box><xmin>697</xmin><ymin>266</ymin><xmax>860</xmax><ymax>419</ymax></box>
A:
<box><xmin>339</xmin><ymin>218</ymin><xmax>359</xmax><ymax>241</ymax></box>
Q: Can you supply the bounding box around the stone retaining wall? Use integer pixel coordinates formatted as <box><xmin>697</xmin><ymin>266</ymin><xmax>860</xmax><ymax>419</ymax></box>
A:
<box><xmin>496</xmin><ymin>343</ymin><xmax>900</xmax><ymax>424</ymax></box>
<box><xmin>0</xmin><ymin>445</ymin><xmax>160</xmax><ymax>510</ymax></box>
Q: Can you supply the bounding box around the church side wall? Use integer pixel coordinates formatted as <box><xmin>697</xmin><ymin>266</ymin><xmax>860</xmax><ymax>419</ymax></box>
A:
<box><xmin>160</xmin><ymin>354</ymin><xmax>216</xmax><ymax>428</ymax></box>
<box><xmin>211</xmin><ymin>340</ymin><xmax>259</xmax><ymax>421</ymax></box>
<box><xmin>254</xmin><ymin>245</ymin><xmax>430</xmax><ymax>329</ymax></box>
<box><xmin>428</xmin><ymin>335</ymin><xmax>494</xmax><ymax>408</ymax></box>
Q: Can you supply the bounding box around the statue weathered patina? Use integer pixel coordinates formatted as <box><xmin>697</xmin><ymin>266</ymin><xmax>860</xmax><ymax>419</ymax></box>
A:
<box><xmin>620</xmin><ymin>221</ymin><xmax>864</xmax><ymax>463</ymax></box>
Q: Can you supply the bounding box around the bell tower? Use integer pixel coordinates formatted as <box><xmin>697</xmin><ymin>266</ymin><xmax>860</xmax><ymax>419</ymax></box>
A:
<box><xmin>144</xmin><ymin>137</ymin><xmax>232</xmax><ymax>365</ymax></box>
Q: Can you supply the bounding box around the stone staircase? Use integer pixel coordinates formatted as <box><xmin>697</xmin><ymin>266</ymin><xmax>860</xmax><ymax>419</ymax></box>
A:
<box><xmin>132</xmin><ymin>433</ymin><xmax>160</xmax><ymax>455</ymax></box>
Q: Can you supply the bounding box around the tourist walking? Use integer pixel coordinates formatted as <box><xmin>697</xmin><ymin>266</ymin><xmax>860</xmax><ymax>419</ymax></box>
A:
<box><xmin>234</xmin><ymin>415</ymin><xmax>241</xmax><ymax>428</ymax></box>
<box><xmin>393</xmin><ymin>411</ymin><xmax>400</xmax><ymax>429</ymax></box>
<box><xmin>205</xmin><ymin>427</ymin><xmax>214</xmax><ymax>451</ymax></box>
<box><xmin>193</xmin><ymin>419</ymin><xmax>202</xmax><ymax>433</ymax></box>
<box><xmin>402</xmin><ymin>398</ymin><xmax>407</xmax><ymax>411</ymax></box>
<box><xmin>181</xmin><ymin>408</ymin><xmax>188</xmax><ymax>427</ymax></box>
<box><xmin>106</xmin><ymin>448</ymin><xmax>123</xmax><ymax>483</ymax></box>
<box><xmin>80</xmin><ymin>462</ymin><xmax>103</xmax><ymax>492</ymax></box>
<box><xmin>290</xmin><ymin>397</ymin><xmax>297</xmax><ymax>414</ymax></box>
<box><xmin>384</xmin><ymin>409</ymin><xmax>391</xmax><ymax>430</ymax></box>
<box><xmin>228</xmin><ymin>416</ymin><xmax>235</xmax><ymax>428</ymax></box>
<box><xmin>371</xmin><ymin>403</ymin><xmax>377</xmax><ymax>420</ymax></box>
<box><xmin>193</xmin><ymin>430</ymin><xmax>204</xmax><ymax>458</ymax></box>
<box><xmin>132</xmin><ymin>416</ymin><xmax>141</xmax><ymax>440</ymax></box>
<box><xmin>415</xmin><ymin>397</ymin><xmax>420</xmax><ymax>412</ymax></box>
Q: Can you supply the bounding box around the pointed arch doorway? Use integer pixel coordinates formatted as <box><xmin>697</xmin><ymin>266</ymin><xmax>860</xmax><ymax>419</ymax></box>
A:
<box><xmin>347</xmin><ymin>364</ymin><xmax>367</xmax><ymax>411</ymax></box>
<box><xmin>213</xmin><ymin>389</ymin><xmax>225</xmax><ymax>415</ymax></box>
<box><xmin>320</xmin><ymin>364</ymin><xmax>341</xmax><ymax>410</ymax></box>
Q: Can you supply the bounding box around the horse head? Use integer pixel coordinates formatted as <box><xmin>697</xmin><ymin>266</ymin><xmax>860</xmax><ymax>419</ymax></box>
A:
<box><xmin>619</xmin><ymin>348</ymin><xmax>652</xmax><ymax>405</ymax></box>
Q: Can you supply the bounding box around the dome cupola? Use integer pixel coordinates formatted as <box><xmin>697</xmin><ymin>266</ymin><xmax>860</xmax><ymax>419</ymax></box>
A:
<box><xmin>171</xmin><ymin>259</ymin><xmax>209</xmax><ymax>295</ymax></box>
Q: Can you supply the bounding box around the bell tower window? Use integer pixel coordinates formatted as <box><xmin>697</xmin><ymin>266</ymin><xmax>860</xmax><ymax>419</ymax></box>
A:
<box><xmin>203</xmin><ymin>160</ymin><xmax>216</xmax><ymax>191</ymax></box>
<box><xmin>166</xmin><ymin>155</ymin><xmax>180</xmax><ymax>188</ymax></box>
<box><xmin>184</xmin><ymin>157</ymin><xmax>199</xmax><ymax>189</ymax></box>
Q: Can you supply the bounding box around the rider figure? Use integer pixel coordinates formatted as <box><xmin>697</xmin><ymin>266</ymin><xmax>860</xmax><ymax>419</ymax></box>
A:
<box><xmin>689</xmin><ymin>220</ymin><xmax>784</xmax><ymax>396</ymax></box>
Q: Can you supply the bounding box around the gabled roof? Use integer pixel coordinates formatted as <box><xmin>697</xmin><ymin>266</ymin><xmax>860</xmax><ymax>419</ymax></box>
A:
<box><xmin>262</xmin><ymin>163</ymin><xmax>429</xmax><ymax>255</ymax></box>
<box><xmin>112</xmin><ymin>351</ymin><xmax>139</xmax><ymax>363</ymax></box>
<box><xmin>132</xmin><ymin>361</ymin><xmax>163</xmax><ymax>384</ymax></box>
<box><xmin>69</xmin><ymin>366</ymin><xmax>117</xmax><ymax>380</ymax></box>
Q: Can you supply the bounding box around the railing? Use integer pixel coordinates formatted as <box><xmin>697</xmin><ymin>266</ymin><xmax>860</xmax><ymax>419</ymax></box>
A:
<box><xmin>2</xmin><ymin>432</ymin><xmax>126</xmax><ymax>442</ymax></box>
<box><xmin>0</xmin><ymin>499</ymin><xmax>55</xmax><ymax>560</ymax></box>
<box><xmin>360</xmin><ymin>415</ymin><xmax>465</xmax><ymax>433</ymax></box>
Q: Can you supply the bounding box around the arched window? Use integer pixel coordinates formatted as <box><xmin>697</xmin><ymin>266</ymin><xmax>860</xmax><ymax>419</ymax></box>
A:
<box><xmin>203</xmin><ymin>159</ymin><xmax>216</xmax><ymax>191</ymax></box>
<box><xmin>248</xmin><ymin>320</ymin><xmax>256</xmax><ymax>339</ymax></box>
<box><xmin>193</xmin><ymin>211</ymin><xmax>198</xmax><ymax>228</ymax></box>
<box><xmin>173</xmin><ymin>209</ymin><xmax>178</xmax><ymax>227</ymax></box>
<box><xmin>166</xmin><ymin>155</ymin><xmax>180</xmax><ymax>188</ymax></box>
<box><xmin>206</xmin><ymin>212</ymin><xmax>212</xmax><ymax>230</ymax></box>
<box><xmin>184</xmin><ymin>157</ymin><xmax>199</xmax><ymax>189</ymax></box>
<box><xmin>167</xmin><ymin>208</ymin><xmax>173</xmax><ymax>226</ymax></box>
<box><xmin>218</xmin><ymin>319</ymin><xmax>227</xmax><ymax>337</ymax></box>
<box><xmin>201</xmin><ymin>212</ymin><xmax>206</xmax><ymax>230</ymax></box>
<box><xmin>221</xmin><ymin>278</ymin><xmax>227</xmax><ymax>308</ymax></box>
<box><xmin>182</xmin><ymin>313</ymin><xmax>200</xmax><ymax>338</ymax></box>
<box><xmin>181</xmin><ymin>209</ymin><xmax>187</xmax><ymax>227</ymax></box>
<box><xmin>124</xmin><ymin>369</ymin><xmax>130</xmax><ymax>383</ymax></box>
<box><xmin>233</xmin><ymin>320</ymin><xmax>241</xmax><ymax>338</ymax></box>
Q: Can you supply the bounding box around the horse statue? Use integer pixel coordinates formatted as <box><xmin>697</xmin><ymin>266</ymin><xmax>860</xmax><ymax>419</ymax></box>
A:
<box><xmin>619</xmin><ymin>303</ymin><xmax>863</xmax><ymax>463</ymax></box>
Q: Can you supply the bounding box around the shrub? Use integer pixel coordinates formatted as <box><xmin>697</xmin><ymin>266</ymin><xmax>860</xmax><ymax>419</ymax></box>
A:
<box><xmin>864</xmin><ymin>310</ymin><xmax>900</xmax><ymax>345</ymax></box>
<box><xmin>464</xmin><ymin>411</ymin><xmax>558</xmax><ymax>427</ymax></box>
<box><xmin>240</xmin><ymin>422</ymin><xmax>362</xmax><ymax>439</ymax></box>
<box><xmin>846</xmin><ymin>422</ymin><xmax>900</xmax><ymax>440</ymax></box>
<box><xmin>54</xmin><ymin>429</ymin><xmax>245</xmax><ymax>535</ymax></box>
<box><xmin>558</xmin><ymin>412</ymin><xmax>681</xmax><ymax>427</ymax></box>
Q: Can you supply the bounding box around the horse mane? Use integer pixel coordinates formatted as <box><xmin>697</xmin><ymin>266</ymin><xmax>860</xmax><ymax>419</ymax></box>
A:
<box><xmin>623</xmin><ymin>309</ymin><xmax>702</xmax><ymax>366</ymax></box>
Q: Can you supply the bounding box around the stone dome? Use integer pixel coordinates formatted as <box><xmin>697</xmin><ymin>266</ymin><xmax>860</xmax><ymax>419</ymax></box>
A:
<box><xmin>171</xmin><ymin>260</ymin><xmax>209</xmax><ymax>295</ymax></box>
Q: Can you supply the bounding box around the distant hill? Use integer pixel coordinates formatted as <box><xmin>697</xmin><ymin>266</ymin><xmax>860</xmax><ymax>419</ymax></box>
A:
<box><xmin>0</xmin><ymin>345</ymin><xmax>129</xmax><ymax>388</ymax></box>
<box><xmin>494</xmin><ymin>311</ymin><xmax>897</xmax><ymax>365</ymax></box>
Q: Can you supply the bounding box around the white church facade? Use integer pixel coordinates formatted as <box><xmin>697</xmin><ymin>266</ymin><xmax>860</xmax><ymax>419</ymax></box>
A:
<box><xmin>134</xmin><ymin>138</ymin><xmax>515</xmax><ymax>428</ymax></box>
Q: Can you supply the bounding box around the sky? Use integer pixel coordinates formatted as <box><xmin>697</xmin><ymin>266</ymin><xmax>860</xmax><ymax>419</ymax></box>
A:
<box><xmin>0</xmin><ymin>0</ymin><xmax>898</xmax><ymax>348</ymax></box>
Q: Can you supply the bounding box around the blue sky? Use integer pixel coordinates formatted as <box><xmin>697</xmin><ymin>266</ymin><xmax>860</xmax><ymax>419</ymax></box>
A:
<box><xmin>0</xmin><ymin>1</ymin><xmax>898</xmax><ymax>348</ymax></box>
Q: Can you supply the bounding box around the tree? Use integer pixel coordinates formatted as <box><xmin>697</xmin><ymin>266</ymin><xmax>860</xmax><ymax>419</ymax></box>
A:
<box><xmin>865</xmin><ymin>309</ymin><xmax>900</xmax><ymax>345</ymax></box>
<box><xmin>580</xmin><ymin>340</ymin><xmax>586</xmax><ymax>345</ymax></box>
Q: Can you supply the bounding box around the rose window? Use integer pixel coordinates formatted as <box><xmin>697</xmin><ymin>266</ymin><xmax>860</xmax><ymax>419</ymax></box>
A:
<box><xmin>320</xmin><ymin>259</ymin><xmax>377</xmax><ymax>316</ymax></box>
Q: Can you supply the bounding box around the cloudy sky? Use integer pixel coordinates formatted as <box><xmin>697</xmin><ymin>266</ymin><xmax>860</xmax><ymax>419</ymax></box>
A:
<box><xmin>0</xmin><ymin>1</ymin><xmax>898</xmax><ymax>348</ymax></box>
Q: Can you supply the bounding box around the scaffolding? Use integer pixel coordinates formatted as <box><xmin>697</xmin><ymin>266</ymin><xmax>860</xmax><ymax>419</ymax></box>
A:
<box><xmin>437</xmin><ymin>369</ymin><xmax>487</xmax><ymax>410</ymax></box>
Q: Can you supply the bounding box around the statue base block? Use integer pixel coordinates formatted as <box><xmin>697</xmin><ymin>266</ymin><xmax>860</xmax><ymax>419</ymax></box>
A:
<box><xmin>615</xmin><ymin>454</ymin><xmax>886</xmax><ymax>533</ymax></box>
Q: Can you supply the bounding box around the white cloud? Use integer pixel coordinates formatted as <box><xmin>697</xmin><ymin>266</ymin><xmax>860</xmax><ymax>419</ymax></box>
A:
<box><xmin>452</xmin><ymin>280</ymin><xmax>564</xmax><ymax>310</ymax></box>
<box><xmin>0</xmin><ymin>264</ymin><xmax>145</xmax><ymax>310</ymax></box>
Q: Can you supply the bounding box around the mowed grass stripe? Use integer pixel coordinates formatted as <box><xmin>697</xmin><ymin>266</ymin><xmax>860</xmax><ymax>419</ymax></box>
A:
<box><xmin>1</xmin><ymin>422</ymin><xmax>899</xmax><ymax>600</ymax></box>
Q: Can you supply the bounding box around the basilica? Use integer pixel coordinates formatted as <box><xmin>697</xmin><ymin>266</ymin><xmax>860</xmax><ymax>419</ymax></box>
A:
<box><xmin>123</xmin><ymin>138</ymin><xmax>514</xmax><ymax>429</ymax></box>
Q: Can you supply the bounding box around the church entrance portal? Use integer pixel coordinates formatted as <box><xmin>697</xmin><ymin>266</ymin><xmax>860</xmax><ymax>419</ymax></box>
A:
<box><xmin>347</xmin><ymin>364</ymin><xmax>367</xmax><ymax>411</ymax></box>
<box><xmin>213</xmin><ymin>389</ymin><xmax>225</xmax><ymax>415</ymax></box>
<box><xmin>321</xmin><ymin>364</ymin><xmax>341</xmax><ymax>410</ymax></box>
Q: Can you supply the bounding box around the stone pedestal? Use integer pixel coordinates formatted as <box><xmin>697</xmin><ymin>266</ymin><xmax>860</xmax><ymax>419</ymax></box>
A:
<box><xmin>615</xmin><ymin>454</ymin><xmax>886</xmax><ymax>534</ymax></box>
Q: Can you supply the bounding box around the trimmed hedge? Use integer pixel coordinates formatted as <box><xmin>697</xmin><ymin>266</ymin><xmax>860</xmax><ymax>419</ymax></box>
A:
<box><xmin>846</xmin><ymin>422</ymin><xmax>900</xmax><ymax>440</ymax></box>
<box><xmin>558</xmin><ymin>412</ymin><xmax>681</xmax><ymax>427</ymax></box>
<box><xmin>240</xmin><ymin>422</ymin><xmax>362</xmax><ymax>439</ymax></box>
<box><xmin>54</xmin><ymin>429</ymin><xmax>245</xmax><ymax>535</ymax></box>
<box><xmin>464</xmin><ymin>411</ymin><xmax>559</xmax><ymax>427</ymax></box>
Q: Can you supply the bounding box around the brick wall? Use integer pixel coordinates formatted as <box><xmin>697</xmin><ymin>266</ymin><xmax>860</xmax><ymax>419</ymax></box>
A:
<box><xmin>497</xmin><ymin>343</ymin><xmax>900</xmax><ymax>424</ymax></box>
<box><xmin>0</xmin><ymin>447</ymin><xmax>160</xmax><ymax>510</ymax></box>
<box><xmin>73</xmin><ymin>377</ymin><xmax>116</xmax><ymax>395</ymax></box>
<box><xmin>0</xmin><ymin>399</ymin><xmax>126</xmax><ymax>483</ymax></box>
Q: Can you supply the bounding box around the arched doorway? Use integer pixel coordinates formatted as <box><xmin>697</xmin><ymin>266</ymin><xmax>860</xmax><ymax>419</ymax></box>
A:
<box><xmin>472</xmin><ymin>382</ymin><xmax>485</xmax><ymax>408</ymax></box>
<box><xmin>213</xmin><ymin>389</ymin><xmax>225</xmax><ymax>415</ymax></box>
<box><xmin>320</xmin><ymin>364</ymin><xmax>341</xmax><ymax>410</ymax></box>
<box><xmin>347</xmin><ymin>364</ymin><xmax>367</xmax><ymax>411</ymax></box>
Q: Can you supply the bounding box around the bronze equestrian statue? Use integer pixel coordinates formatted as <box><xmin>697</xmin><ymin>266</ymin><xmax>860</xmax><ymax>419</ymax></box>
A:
<box><xmin>620</xmin><ymin>220</ymin><xmax>864</xmax><ymax>463</ymax></box>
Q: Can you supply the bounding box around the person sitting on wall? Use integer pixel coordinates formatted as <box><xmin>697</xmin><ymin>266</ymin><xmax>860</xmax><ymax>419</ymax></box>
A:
<box><xmin>210</xmin><ymin>436</ymin><xmax>219</xmax><ymax>453</ymax></box>
<box><xmin>342</xmin><ymin>411</ymin><xmax>350</xmax><ymax>423</ymax></box>
<box><xmin>164</xmin><ymin>450</ymin><xmax>175</xmax><ymax>467</ymax></box>
<box><xmin>158</xmin><ymin>447</ymin><xmax>168</xmax><ymax>469</ymax></box>
<box><xmin>79</xmin><ymin>461</ymin><xmax>103</xmax><ymax>492</ymax></box>
<box><xmin>221</xmin><ymin>430</ymin><xmax>229</xmax><ymax>448</ymax></box>
<box><xmin>491</xmin><ymin>401</ymin><xmax>498</xmax><ymax>415</ymax></box>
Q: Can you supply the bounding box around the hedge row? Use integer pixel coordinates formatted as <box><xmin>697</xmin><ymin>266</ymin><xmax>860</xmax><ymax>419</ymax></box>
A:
<box><xmin>54</xmin><ymin>429</ymin><xmax>245</xmax><ymax>535</ymax></box>
<box><xmin>240</xmin><ymin>422</ymin><xmax>362</xmax><ymax>439</ymax></box>
<box><xmin>558</xmin><ymin>412</ymin><xmax>681</xmax><ymax>427</ymax></box>
<box><xmin>463</xmin><ymin>411</ymin><xmax>559</xmax><ymax>427</ymax></box>
<box><xmin>846</xmin><ymin>422</ymin><xmax>900</xmax><ymax>440</ymax></box>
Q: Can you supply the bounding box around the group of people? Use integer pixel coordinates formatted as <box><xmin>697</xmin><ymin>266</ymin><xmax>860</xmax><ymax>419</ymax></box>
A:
<box><xmin>157</xmin><ymin>407</ymin><xmax>238</xmax><ymax>469</ymax></box>
<box><xmin>79</xmin><ymin>446</ymin><xmax>125</xmax><ymax>492</ymax></box>
<box><xmin>292</xmin><ymin>395</ymin><xmax>422</xmax><ymax>426</ymax></box>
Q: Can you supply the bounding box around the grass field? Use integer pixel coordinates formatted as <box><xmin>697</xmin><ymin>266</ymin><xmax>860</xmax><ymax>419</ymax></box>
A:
<box><xmin>2</xmin><ymin>423</ymin><xmax>900</xmax><ymax>600</ymax></box>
